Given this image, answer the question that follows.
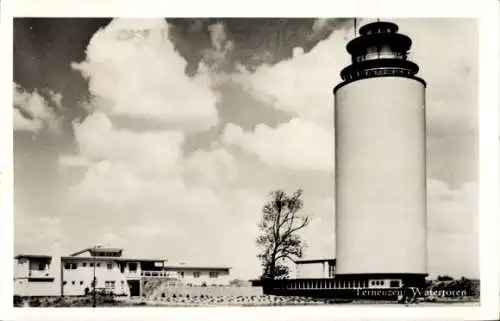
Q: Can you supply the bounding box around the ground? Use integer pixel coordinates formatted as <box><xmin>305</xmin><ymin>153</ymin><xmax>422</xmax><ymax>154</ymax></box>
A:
<box><xmin>14</xmin><ymin>294</ymin><xmax>480</xmax><ymax>307</ymax></box>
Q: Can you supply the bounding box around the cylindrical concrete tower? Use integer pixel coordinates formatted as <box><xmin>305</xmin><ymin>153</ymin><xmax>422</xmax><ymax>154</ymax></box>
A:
<box><xmin>334</xmin><ymin>21</ymin><xmax>427</xmax><ymax>287</ymax></box>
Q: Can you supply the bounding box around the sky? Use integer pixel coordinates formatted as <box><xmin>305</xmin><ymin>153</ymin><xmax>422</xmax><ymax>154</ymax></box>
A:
<box><xmin>13</xmin><ymin>17</ymin><xmax>478</xmax><ymax>280</ymax></box>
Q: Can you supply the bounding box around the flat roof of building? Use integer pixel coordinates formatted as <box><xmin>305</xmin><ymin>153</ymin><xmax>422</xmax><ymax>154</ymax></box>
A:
<box><xmin>165</xmin><ymin>265</ymin><xmax>231</xmax><ymax>271</ymax></box>
<box><xmin>15</xmin><ymin>254</ymin><xmax>231</xmax><ymax>269</ymax></box>
<box><xmin>294</xmin><ymin>258</ymin><xmax>336</xmax><ymax>264</ymax></box>
<box><xmin>61</xmin><ymin>256</ymin><xmax>166</xmax><ymax>262</ymax></box>
<box><xmin>14</xmin><ymin>254</ymin><xmax>52</xmax><ymax>260</ymax></box>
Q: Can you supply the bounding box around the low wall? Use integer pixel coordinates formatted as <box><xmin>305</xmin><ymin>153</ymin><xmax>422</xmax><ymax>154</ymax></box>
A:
<box><xmin>14</xmin><ymin>280</ymin><xmax>60</xmax><ymax>297</ymax></box>
<box><xmin>144</xmin><ymin>281</ymin><xmax>263</xmax><ymax>299</ymax></box>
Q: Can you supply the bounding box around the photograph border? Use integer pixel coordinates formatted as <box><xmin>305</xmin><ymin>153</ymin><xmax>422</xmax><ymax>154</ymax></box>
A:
<box><xmin>1</xmin><ymin>0</ymin><xmax>499</xmax><ymax>320</ymax></box>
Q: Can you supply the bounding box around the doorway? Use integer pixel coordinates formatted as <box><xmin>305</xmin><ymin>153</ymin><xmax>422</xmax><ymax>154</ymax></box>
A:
<box><xmin>127</xmin><ymin>280</ymin><xmax>140</xmax><ymax>297</ymax></box>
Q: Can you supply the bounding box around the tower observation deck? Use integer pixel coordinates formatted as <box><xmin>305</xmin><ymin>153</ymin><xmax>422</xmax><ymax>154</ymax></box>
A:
<box><xmin>334</xmin><ymin>21</ymin><xmax>426</xmax><ymax>93</ymax></box>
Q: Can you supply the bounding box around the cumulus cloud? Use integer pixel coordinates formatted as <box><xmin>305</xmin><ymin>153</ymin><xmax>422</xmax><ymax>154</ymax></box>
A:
<box><xmin>61</xmin><ymin>19</ymin><xmax>267</xmax><ymax>276</ymax></box>
<box><xmin>58</xmin><ymin>154</ymin><xmax>92</xmax><ymax>168</ymax></box>
<box><xmin>214</xmin><ymin>23</ymin><xmax>349</xmax><ymax>176</ymax></box>
<box><xmin>65</xmin><ymin>109</ymin><xmax>264</xmax><ymax>275</ymax></box>
<box><xmin>72</xmin><ymin>112</ymin><xmax>185</xmax><ymax>176</ymax></box>
<box><xmin>223</xmin><ymin>119</ymin><xmax>333</xmax><ymax>172</ymax></box>
<box><xmin>308</xmin><ymin>18</ymin><xmax>353</xmax><ymax>42</ymax></box>
<box><xmin>16</xmin><ymin>18</ymin><xmax>478</xmax><ymax>279</ymax></box>
<box><xmin>67</xmin><ymin>18</ymin><xmax>238</xmax><ymax>230</ymax></box>
<box><xmin>72</xmin><ymin>18</ymin><xmax>219</xmax><ymax>133</ymax></box>
<box><xmin>232</xmin><ymin>26</ymin><xmax>350</xmax><ymax>126</ymax></box>
<box><xmin>221</xmin><ymin>18</ymin><xmax>478</xmax><ymax>277</ymax></box>
<box><xmin>207</xmin><ymin>23</ymin><xmax>234</xmax><ymax>61</ymax></box>
<box><xmin>230</xmin><ymin>18</ymin><xmax>477</xmax><ymax>174</ymax></box>
<box><xmin>70</xmin><ymin>173</ymin><xmax>264</xmax><ymax>271</ymax></box>
<box><xmin>183</xmin><ymin>147</ymin><xmax>237</xmax><ymax>188</ymax></box>
<box><xmin>198</xmin><ymin>21</ymin><xmax>235</xmax><ymax>81</ymax></box>
<box><xmin>13</xmin><ymin>83</ymin><xmax>63</xmax><ymax>134</ymax></box>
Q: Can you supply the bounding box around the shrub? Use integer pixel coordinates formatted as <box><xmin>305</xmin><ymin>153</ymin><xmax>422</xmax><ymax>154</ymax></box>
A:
<box><xmin>29</xmin><ymin>298</ymin><xmax>41</xmax><ymax>307</ymax></box>
<box><xmin>13</xmin><ymin>295</ymin><xmax>22</xmax><ymax>307</ymax></box>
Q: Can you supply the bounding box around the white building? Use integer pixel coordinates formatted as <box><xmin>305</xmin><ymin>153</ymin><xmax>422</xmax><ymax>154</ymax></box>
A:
<box><xmin>14</xmin><ymin>246</ymin><xmax>231</xmax><ymax>297</ymax></box>
<box><xmin>294</xmin><ymin>259</ymin><xmax>336</xmax><ymax>279</ymax></box>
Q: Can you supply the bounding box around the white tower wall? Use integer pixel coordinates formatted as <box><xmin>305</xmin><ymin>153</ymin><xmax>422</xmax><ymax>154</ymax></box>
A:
<box><xmin>334</xmin><ymin>76</ymin><xmax>427</xmax><ymax>275</ymax></box>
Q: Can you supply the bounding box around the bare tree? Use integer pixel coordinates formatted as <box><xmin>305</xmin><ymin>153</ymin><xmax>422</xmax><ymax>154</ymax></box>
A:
<box><xmin>256</xmin><ymin>189</ymin><xmax>310</xmax><ymax>280</ymax></box>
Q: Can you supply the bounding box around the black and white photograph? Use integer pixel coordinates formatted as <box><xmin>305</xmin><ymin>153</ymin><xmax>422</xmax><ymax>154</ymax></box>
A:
<box><xmin>2</xmin><ymin>0</ymin><xmax>500</xmax><ymax>320</ymax></box>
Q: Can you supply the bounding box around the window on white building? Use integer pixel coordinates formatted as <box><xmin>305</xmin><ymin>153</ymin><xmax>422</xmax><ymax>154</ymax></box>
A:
<box><xmin>390</xmin><ymin>280</ymin><xmax>400</xmax><ymax>288</ymax></box>
<box><xmin>193</xmin><ymin>272</ymin><xmax>201</xmax><ymax>278</ymax></box>
<box><xmin>105</xmin><ymin>281</ymin><xmax>115</xmax><ymax>289</ymax></box>
<box><xmin>179</xmin><ymin>271</ymin><xmax>184</xmax><ymax>278</ymax></box>
<box><xmin>107</xmin><ymin>263</ymin><xmax>113</xmax><ymax>270</ymax></box>
<box><xmin>96</xmin><ymin>263</ymin><xmax>101</xmax><ymax>268</ymax></box>
<box><xmin>38</xmin><ymin>263</ymin><xmax>45</xmax><ymax>271</ymax></box>
<box><xmin>129</xmin><ymin>263</ymin><xmax>137</xmax><ymax>272</ymax></box>
<box><xmin>209</xmin><ymin>272</ymin><xmax>219</xmax><ymax>278</ymax></box>
<box><xmin>80</xmin><ymin>281</ymin><xmax>83</xmax><ymax>285</ymax></box>
<box><xmin>82</xmin><ymin>263</ymin><xmax>87</xmax><ymax>267</ymax></box>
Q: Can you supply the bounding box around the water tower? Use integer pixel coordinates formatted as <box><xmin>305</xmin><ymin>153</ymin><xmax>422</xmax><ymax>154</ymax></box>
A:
<box><xmin>334</xmin><ymin>20</ymin><xmax>428</xmax><ymax>289</ymax></box>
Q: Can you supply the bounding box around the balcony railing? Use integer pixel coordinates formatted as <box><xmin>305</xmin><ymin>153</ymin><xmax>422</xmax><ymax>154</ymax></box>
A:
<box><xmin>139</xmin><ymin>271</ymin><xmax>177</xmax><ymax>278</ymax></box>
<box><xmin>28</xmin><ymin>271</ymin><xmax>52</xmax><ymax>278</ymax></box>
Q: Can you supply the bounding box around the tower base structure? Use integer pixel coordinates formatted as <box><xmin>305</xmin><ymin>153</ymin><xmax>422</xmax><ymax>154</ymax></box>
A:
<box><xmin>260</xmin><ymin>273</ymin><xmax>427</xmax><ymax>301</ymax></box>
